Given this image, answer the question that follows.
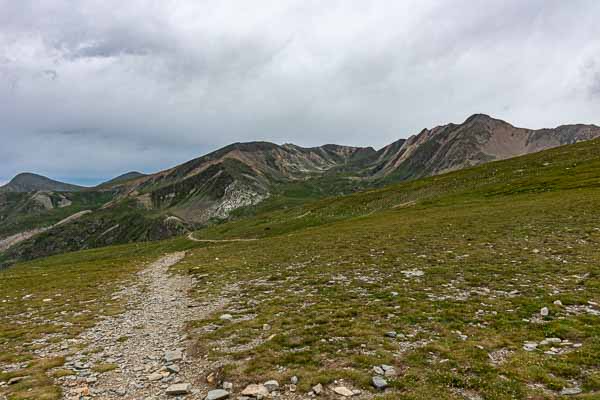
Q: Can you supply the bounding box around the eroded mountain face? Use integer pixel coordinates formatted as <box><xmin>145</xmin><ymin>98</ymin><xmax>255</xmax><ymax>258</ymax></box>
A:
<box><xmin>108</xmin><ymin>142</ymin><xmax>377</xmax><ymax>223</ymax></box>
<box><xmin>370</xmin><ymin>114</ymin><xmax>600</xmax><ymax>180</ymax></box>
<box><xmin>109</xmin><ymin>114</ymin><xmax>600</xmax><ymax>224</ymax></box>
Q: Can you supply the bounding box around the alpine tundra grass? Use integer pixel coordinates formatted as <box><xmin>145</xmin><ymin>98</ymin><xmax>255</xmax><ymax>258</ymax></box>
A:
<box><xmin>177</xmin><ymin>139</ymin><xmax>600</xmax><ymax>399</ymax></box>
<box><xmin>1</xmin><ymin>139</ymin><xmax>600</xmax><ymax>399</ymax></box>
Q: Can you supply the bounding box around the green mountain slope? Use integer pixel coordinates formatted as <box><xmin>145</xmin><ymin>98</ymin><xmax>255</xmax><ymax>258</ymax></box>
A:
<box><xmin>175</xmin><ymin>137</ymin><xmax>600</xmax><ymax>399</ymax></box>
<box><xmin>0</xmin><ymin>191</ymin><xmax>113</xmax><ymax>239</ymax></box>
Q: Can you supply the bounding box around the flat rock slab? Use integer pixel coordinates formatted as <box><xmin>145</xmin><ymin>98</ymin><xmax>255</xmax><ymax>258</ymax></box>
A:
<box><xmin>166</xmin><ymin>383</ymin><xmax>192</xmax><ymax>395</ymax></box>
<box><xmin>333</xmin><ymin>386</ymin><xmax>354</xmax><ymax>397</ymax></box>
<box><xmin>560</xmin><ymin>387</ymin><xmax>582</xmax><ymax>396</ymax></box>
<box><xmin>241</xmin><ymin>384</ymin><xmax>269</xmax><ymax>397</ymax></box>
<box><xmin>165</xmin><ymin>349</ymin><xmax>183</xmax><ymax>363</ymax></box>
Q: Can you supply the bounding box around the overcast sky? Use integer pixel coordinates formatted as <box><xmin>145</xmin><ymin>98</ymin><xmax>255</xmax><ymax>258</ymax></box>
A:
<box><xmin>1</xmin><ymin>0</ymin><xmax>600</xmax><ymax>186</ymax></box>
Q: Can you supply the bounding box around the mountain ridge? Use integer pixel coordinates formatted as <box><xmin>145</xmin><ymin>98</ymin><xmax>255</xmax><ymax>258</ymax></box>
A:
<box><xmin>3</xmin><ymin>113</ymin><xmax>600</xmax><ymax>265</ymax></box>
<box><xmin>5</xmin><ymin>114</ymin><xmax>600</xmax><ymax>196</ymax></box>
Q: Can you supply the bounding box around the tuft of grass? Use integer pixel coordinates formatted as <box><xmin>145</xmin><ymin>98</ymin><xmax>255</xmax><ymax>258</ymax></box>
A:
<box><xmin>91</xmin><ymin>363</ymin><xmax>118</xmax><ymax>373</ymax></box>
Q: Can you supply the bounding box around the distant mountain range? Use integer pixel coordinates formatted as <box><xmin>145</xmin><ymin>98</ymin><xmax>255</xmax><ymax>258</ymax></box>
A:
<box><xmin>2</xmin><ymin>113</ymin><xmax>600</xmax><ymax>264</ymax></box>
<box><xmin>0</xmin><ymin>171</ymin><xmax>147</xmax><ymax>193</ymax></box>
<box><xmin>0</xmin><ymin>173</ymin><xmax>85</xmax><ymax>193</ymax></box>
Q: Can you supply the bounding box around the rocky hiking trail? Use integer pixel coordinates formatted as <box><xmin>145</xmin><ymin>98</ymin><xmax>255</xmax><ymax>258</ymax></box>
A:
<box><xmin>39</xmin><ymin>249</ymin><xmax>378</xmax><ymax>400</ymax></box>
<box><xmin>45</xmin><ymin>252</ymin><xmax>229</xmax><ymax>399</ymax></box>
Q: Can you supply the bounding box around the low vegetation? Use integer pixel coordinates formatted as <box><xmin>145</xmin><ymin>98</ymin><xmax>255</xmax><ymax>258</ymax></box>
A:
<box><xmin>177</xmin><ymin>139</ymin><xmax>600</xmax><ymax>398</ymax></box>
<box><xmin>1</xmin><ymin>139</ymin><xmax>600</xmax><ymax>398</ymax></box>
<box><xmin>0</xmin><ymin>191</ymin><xmax>113</xmax><ymax>239</ymax></box>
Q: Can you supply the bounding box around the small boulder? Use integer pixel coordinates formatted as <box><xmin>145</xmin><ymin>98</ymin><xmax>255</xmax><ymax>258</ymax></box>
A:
<box><xmin>560</xmin><ymin>386</ymin><xmax>582</xmax><ymax>396</ymax></box>
<box><xmin>220</xmin><ymin>314</ymin><xmax>233</xmax><ymax>321</ymax></box>
<box><xmin>523</xmin><ymin>342</ymin><xmax>538</xmax><ymax>352</ymax></box>
<box><xmin>241</xmin><ymin>384</ymin><xmax>269</xmax><ymax>397</ymax></box>
<box><xmin>372</xmin><ymin>376</ymin><xmax>388</xmax><ymax>390</ymax></box>
<box><xmin>381</xmin><ymin>364</ymin><xmax>396</xmax><ymax>377</ymax></box>
<box><xmin>148</xmin><ymin>372</ymin><xmax>163</xmax><ymax>381</ymax></box>
<box><xmin>164</xmin><ymin>350</ymin><xmax>183</xmax><ymax>363</ymax></box>
<box><xmin>333</xmin><ymin>386</ymin><xmax>354</xmax><ymax>397</ymax></box>
<box><xmin>166</xmin><ymin>383</ymin><xmax>191</xmax><ymax>395</ymax></box>
<box><xmin>540</xmin><ymin>338</ymin><xmax>561</xmax><ymax>346</ymax></box>
<box><xmin>264</xmin><ymin>380</ymin><xmax>279</xmax><ymax>392</ymax></box>
<box><xmin>312</xmin><ymin>383</ymin><xmax>323</xmax><ymax>395</ymax></box>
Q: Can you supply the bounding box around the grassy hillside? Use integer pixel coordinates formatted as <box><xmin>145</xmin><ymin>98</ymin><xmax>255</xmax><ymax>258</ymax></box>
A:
<box><xmin>0</xmin><ymin>191</ymin><xmax>113</xmax><ymax>239</ymax></box>
<box><xmin>1</xmin><ymin>139</ymin><xmax>600</xmax><ymax>399</ymax></box>
<box><xmin>176</xmin><ymin>139</ymin><xmax>600</xmax><ymax>399</ymax></box>
<box><xmin>0</xmin><ymin>200</ymin><xmax>190</xmax><ymax>266</ymax></box>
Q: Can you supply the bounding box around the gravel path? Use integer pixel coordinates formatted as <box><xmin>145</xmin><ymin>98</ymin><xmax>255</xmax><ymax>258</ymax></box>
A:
<box><xmin>51</xmin><ymin>252</ymin><xmax>228</xmax><ymax>399</ymax></box>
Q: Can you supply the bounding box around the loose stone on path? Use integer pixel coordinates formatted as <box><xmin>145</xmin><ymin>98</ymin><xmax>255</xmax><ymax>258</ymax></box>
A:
<box><xmin>44</xmin><ymin>252</ymin><xmax>230</xmax><ymax>399</ymax></box>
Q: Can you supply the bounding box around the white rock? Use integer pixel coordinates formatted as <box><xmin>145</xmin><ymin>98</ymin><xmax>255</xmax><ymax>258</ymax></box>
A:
<box><xmin>381</xmin><ymin>364</ymin><xmax>397</xmax><ymax>377</ymax></box>
<box><xmin>263</xmin><ymin>380</ymin><xmax>279</xmax><ymax>392</ymax></box>
<box><xmin>333</xmin><ymin>386</ymin><xmax>354</xmax><ymax>397</ymax></box>
<box><xmin>401</xmin><ymin>269</ymin><xmax>424</xmax><ymax>278</ymax></box>
<box><xmin>540</xmin><ymin>338</ymin><xmax>561</xmax><ymax>346</ymax></box>
<box><xmin>164</xmin><ymin>350</ymin><xmax>183</xmax><ymax>363</ymax></box>
<box><xmin>206</xmin><ymin>389</ymin><xmax>230</xmax><ymax>400</ymax></box>
<box><xmin>241</xmin><ymin>384</ymin><xmax>269</xmax><ymax>397</ymax></box>
<box><xmin>312</xmin><ymin>383</ymin><xmax>323</xmax><ymax>395</ymax></box>
<box><xmin>148</xmin><ymin>372</ymin><xmax>163</xmax><ymax>381</ymax></box>
<box><xmin>219</xmin><ymin>314</ymin><xmax>233</xmax><ymax>321</ymax></box>
<box><xmin>560</xmin><ymin>387</ymin><xmax>582</xmax><ymax>395</ymax></box>
<box><xmin>523</xmin><ymin>342</ymin><xmax>538</xmax><ymax>351</ymax></box>
<box><xmin>372</xmin><ymin>376</ymin><xmax>387</xmax><ymax>390</ymax></box>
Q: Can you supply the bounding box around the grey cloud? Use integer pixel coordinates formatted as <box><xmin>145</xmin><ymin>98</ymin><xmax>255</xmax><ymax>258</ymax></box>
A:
<box><xmin>43</xmin><ymin>69</ymin><xmax>58</xmax><ymax>80</ymax></box>
<box><xmin>1</xmin><ymin>0</ymin><xmax>600</xmax><ymax>185</ymax></box>
<box><xmin>584</xmin><ymin>61</ymin><xmax>600</xmax><ymax>98</ymax></box>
